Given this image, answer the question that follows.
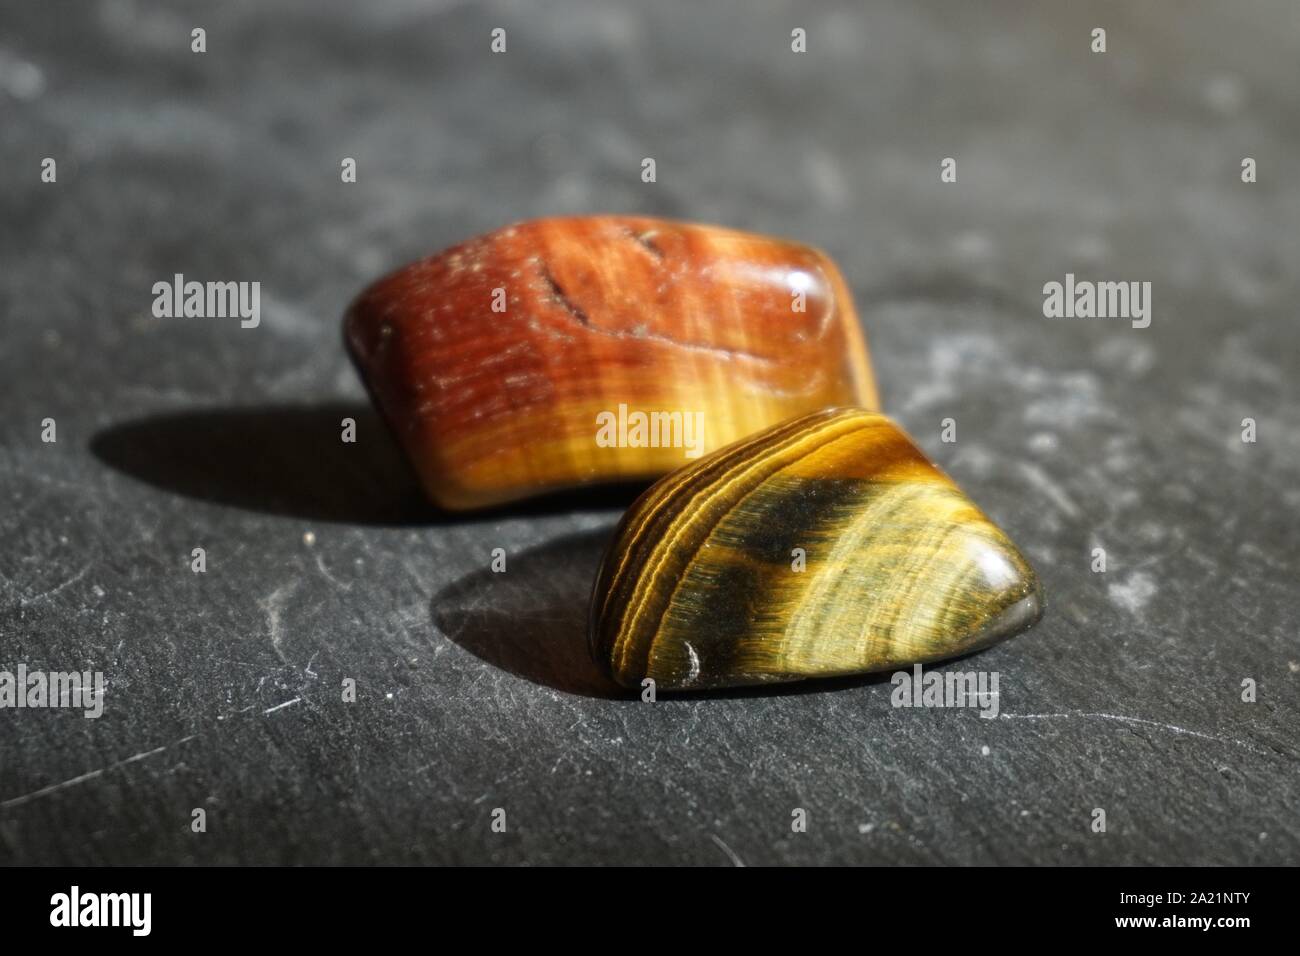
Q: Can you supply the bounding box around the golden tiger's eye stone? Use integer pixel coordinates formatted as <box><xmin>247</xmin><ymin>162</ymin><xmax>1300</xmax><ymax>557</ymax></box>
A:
<box><xmin>344</xmin><ymin>216</ymin><xmax>878</xmax><ymax>510</ymax></box>
<box><xmin>589</xmin><ymin>408</ymin><xmax>1044</xmax><ymax>690</ymax></box>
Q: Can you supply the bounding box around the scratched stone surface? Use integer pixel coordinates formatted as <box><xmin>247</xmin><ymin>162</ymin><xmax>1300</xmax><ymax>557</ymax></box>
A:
<box><xmin>1</xmin><ymin>0</ymin><xmax>1297</xmax><ymax>865</ymax></box>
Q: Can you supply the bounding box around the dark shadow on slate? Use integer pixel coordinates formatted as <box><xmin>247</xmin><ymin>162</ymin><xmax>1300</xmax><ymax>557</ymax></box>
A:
<box><xmin>90</xmin><ymin>404</ymin><xmax>435</xmax><ymax>525</ymax></box>
<box><xmin>90</xmin><ymin>404</ymin><xmax>654</xmax><ymax>526</ymax></box>
<box><xmin>433</xmin><ymin>528</ymin><xmax>627</xmax><ymax>698</ymax></box>
<box><xmin>435</xmin><ymin>527</ymin><xmax>913</xmax><ymax>702</ymax></box>
<box><xmin>470</xmin><ymin>478</ymin><xmax>651</xmax><ymax>519</ymax></box>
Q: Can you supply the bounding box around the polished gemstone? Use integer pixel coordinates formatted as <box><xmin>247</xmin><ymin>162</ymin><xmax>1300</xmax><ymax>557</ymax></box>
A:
<box><xmin>589</xmin><ymin>408</ymin><xmax>1044</xmax><ymax>690</ymax></box>
<box><xmin>344</xmin><ymin>216</ymin><xmax>878</xmax><ymax>509</ymax></box>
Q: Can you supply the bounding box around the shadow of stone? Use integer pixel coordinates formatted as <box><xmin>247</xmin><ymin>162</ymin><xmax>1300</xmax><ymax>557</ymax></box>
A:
<box><xmin>433</xmin><ymin>526</ymin><xmax>906</xmax><ymax>701</ymax></box>
<box><xmin>91</xmin><ymin>404</ymin><xmax>652</xmax><ymax>526</ymax></box>
<box><xmin>432</xmin><ymin>527</ymin><xmax>627</xmax><ymax>698</ymax></box>
<box><xmin>90</xmin><ymin>403</ymin><xmax>433</xmax><ymax>525</ymax></box>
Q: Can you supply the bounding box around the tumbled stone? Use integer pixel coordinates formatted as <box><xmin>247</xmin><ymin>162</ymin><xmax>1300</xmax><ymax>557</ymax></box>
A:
<box><xmin>589</xmin><ymin>407</ymin><xmax>1044</xmax><ymax>690</ymax></box>
<box><xmin>344</xmin><ymin>216</ymin><xmax>878</xmax><ymax>510</ymax></box>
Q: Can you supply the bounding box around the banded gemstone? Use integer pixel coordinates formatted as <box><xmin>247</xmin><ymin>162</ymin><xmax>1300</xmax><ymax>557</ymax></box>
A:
<box><xmin>344</xmin><ymin>216</ymin><xmax>878</xmax><ymax>510</ymax></box>
<box><xmin>589</xmin><ymin>408</ymin><xmax>1044</xmax><ymax>690</ymax></box>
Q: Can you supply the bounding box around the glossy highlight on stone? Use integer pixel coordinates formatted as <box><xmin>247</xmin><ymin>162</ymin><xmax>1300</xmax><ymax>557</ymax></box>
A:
<box><xmin>589</xmin><ymin>408</ymin><xmax>1044</xmax><ymax>690</ymax></box>
<box><xmin>344</xmin><ymin>216</ymin><xmax>878</xmax><ymax>509</ymax></box>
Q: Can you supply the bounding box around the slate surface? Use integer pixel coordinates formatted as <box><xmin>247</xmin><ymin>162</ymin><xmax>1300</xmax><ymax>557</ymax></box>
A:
<box><xmin>1</xmin><ymin>0</ymin><xmax>1297</xmax><ymax>866</ymax></box>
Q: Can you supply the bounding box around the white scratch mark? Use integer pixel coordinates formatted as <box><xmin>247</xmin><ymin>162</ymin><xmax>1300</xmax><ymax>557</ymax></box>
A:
<box><xmin>19</xmin><ymin>563</ymin><xmax>90</xmax><ymax>607</ymax></box>
<box><xmin>471</xmin><ymin>769</ymin><xmax>521</xmax><ymax>804</ymax></box>
<box><xmin>710</xmin><ymin>833</ymin><xmax>746</xmax><ymax>867</ymax></box>
<box><xmin>0</xmin><ymin>734</ymin><xmax>199</xmax><ymax>809</ymax></box>
<box><xmin>1000</xmin><ymin>712</ymin><xmax>1266</xmax><ymax>754</ymax></box>
<box><xmin>257</xmin><ymin>583</ymin><xmax>297</xmax><ymax>663</ymax></box>
<box><xmin>1017</xmin><ymin>462</ymin><xmax>1080</xmax><ymax>519</ymax></box>
<box><xmin>314</xmin><ymin>553</ymin><xmax>351</xmax><ymax>591</ymax></box>
<box><xmin>263</xmin><ymin>697</ymin><xmax>301</xmax><ymax>715</ymax></box>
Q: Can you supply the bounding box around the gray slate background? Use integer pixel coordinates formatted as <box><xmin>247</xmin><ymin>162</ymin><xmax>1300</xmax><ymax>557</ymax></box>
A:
<box><xmin>1</xmin><ymin>0</ymin><xmax>1297</xmax><ymax>865</ymax></box>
